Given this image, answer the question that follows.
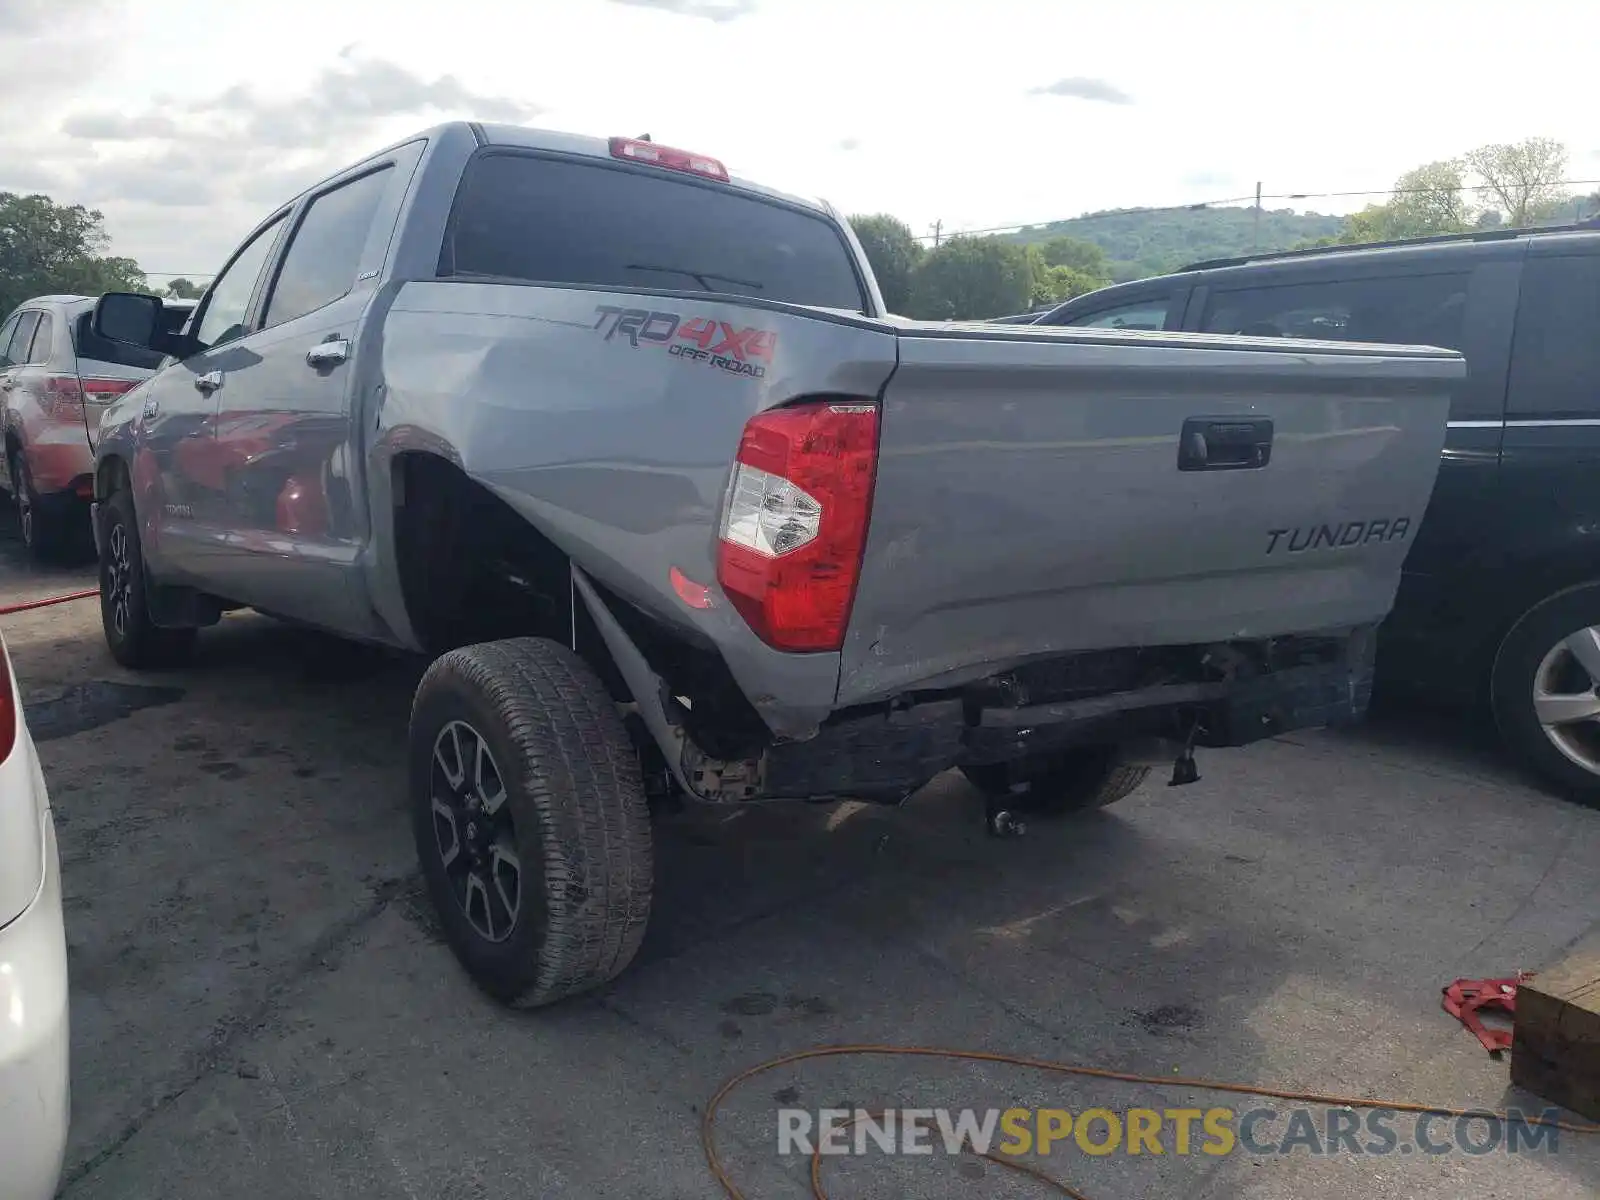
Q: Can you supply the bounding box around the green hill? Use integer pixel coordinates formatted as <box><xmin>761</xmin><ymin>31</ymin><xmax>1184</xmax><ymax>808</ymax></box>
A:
<box><xmin>1004</xmin><ymin>206</ymin><xmax>1347</xmax><ymax>282</ymax></box>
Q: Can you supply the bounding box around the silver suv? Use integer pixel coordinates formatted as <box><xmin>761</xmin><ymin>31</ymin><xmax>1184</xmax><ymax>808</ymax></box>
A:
<box><xmin>0</xmin><ymin>295</ymin><xmax>195</xmax><ymax>560</ymax></box>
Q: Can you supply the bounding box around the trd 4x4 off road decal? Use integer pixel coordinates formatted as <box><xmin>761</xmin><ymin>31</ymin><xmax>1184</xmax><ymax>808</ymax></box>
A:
<box><xmin>592</xmin><ymin>305</ymin><xmax>776</xmax><ymax>379</ymax></box>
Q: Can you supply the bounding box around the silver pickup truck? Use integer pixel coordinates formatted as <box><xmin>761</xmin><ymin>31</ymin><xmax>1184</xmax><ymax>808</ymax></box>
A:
<box><xmin>87</xmin><ymin>121</ymin><xmax>1461</xmax><ymax>1006</ymax></box>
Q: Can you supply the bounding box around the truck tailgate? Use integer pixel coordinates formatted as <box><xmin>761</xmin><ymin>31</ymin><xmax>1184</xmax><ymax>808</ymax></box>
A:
<box><xmin>838</xmin><ymin>326</ymin><xmax>1461</xmax><ymax>706</ymax></box>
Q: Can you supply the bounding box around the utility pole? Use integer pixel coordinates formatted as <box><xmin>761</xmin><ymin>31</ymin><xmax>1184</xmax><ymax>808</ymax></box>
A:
<box><xmin>1252</xmin><ymin>181</ymin><xmax>1262</xmax><ymax>249</ymax></box>
<box><xmin>931</xmin><ymin>219</ymin><xmax>943</xmax><ymax>248</ymax></box>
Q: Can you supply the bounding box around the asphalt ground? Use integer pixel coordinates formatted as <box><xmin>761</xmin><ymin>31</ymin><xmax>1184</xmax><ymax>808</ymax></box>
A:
<box><xmin>2</xmin><ymin>519</ymin><xmax>1596</xmax><ymax>1200</ymax></box>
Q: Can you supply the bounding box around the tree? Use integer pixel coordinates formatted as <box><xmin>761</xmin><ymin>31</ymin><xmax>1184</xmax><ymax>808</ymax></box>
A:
<box><xmin>848</xmin><ymin>214</ymin><xmax>924</xmax><ymax>314</ymax></box>
<box><xmin>1337</xmin><ymin>160</ymin><xmax>1475</xmax><ymax>244</ymax></box>
<box><xmin>164</xmin><ymin>277</ymin><xmax>204</xmax><ymax>299</ymax></box>
<box><xmin>1037</xmin><ymin>235</ymin><xmax>1109</xmax><ymax>279</ymax></box>
<box><xmin>1464</xmin><ymin>138</ymin><xmax>1569</xmax><ymax>228</ymax></box>
<box><xmin>907</xmin><ymin>236</ymin><xmax>1033</xmax><ymax>320</ymax></box>
<box><xmin>0</xmin><ymin>192</ymin><xmax>145</xmax><ymax>316</ymax></box>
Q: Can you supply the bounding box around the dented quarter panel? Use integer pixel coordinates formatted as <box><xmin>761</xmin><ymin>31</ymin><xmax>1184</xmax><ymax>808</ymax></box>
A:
<box><xmin>838</xmin><ymin>327</ymin><xmax>1461</xmax><ymax>706</ymax></box>
<box><xmin>369</xmin><ymin>280</ymin><xmax>900</xmax><ymax>736</ymax></box>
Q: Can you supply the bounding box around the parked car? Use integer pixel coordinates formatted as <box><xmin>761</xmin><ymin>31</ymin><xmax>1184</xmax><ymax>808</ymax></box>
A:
<box><xmin>0</xmin><ymin>627</ymin><xmax>69</xmax><ymax>1199</ymax></box>
<box><xmin>1034</xmin><ymin>223</ymin><xmax>1600</xmax><ymax>802</ymax></box>
<box><xmin>0</xmin><ymin>295</ymin><xmax>196</xmax><ymax>561</ymax></box>
<box><xmin>85</xmin><ymin>121</ymin><xmax>1458</xmax><ymax>1006</ymax></box>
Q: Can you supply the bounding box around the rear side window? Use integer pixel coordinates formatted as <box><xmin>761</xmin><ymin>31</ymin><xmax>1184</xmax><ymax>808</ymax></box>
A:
<box><xmin>25</xmin><ymin>313</ymin><xmax>52</xmax><ymax>363</ymax></box>
<box><xmin>1508</xmin><ymin>254</ymin><xmax>1600</xmax><ymax>417</ymax></box>
<box><xmin>1202</xmin><ymin>272</ymin><xmax>1470</xmax><ymax>348</ymax></box>
<box><xmin>262</xmin><ymin>167</ymin><xmax>393</xmax><ymax>329</ymax></box>
<box><xmin>5</xmin><ymin>312</ymin><xmax>40</xmax><ymax>366</ymax></box>
<box><xmin>440</xmin><ymin>153</ymin><xmax>867</xmax><ymax>312</ymax></box>
<box><xmin>1061</xmin><ymin>298</ymin><xmax>1170</xmax><ymax>330</ymax></box>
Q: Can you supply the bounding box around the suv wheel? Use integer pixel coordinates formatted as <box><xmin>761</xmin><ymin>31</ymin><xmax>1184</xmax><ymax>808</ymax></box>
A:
<box><xmin>961</xmin><ymin>744</ymin><xmax>1150</xmax><ymax>815</ymax></box>
<box><xmin>9</xmin><ymin>449</ymin><xmax>63</xmax><ymax>563</ymax></box>
<box><xmin>1491</xmin><ymin>584</ymin><xmax>1600</xmax><ymax>806</ymax></box>
<box><xmin>409</xmin><ymin>637</ymin><xmax>653</xmax><ymax>1007</ymax></box>
<box><xmin>99</xmin><ymin>486</ymin><xmax>196</xmax><ymax>668</ymax></box>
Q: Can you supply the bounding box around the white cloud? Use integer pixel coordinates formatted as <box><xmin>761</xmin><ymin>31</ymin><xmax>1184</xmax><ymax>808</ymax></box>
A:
<box><xmin>1029</xmin><ymin>77</ymin><xmax>1133</xmax><ymax>105</ymax></box>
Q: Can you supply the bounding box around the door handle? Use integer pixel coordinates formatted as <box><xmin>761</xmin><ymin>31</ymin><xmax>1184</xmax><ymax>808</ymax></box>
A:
<box><xmin>1177</xmin><ymin>417</ymin><xmax>1273</xmax><ymax>472</ymax></box>
<box><xmin>194</xmin><ymin>370</ymin><xmax>224</xmax><ymax>394</ymax></box>
<box><xmin>306</xmin><ymin>338</ymin><xmax>349</xmax><ymax>367</ymax></box>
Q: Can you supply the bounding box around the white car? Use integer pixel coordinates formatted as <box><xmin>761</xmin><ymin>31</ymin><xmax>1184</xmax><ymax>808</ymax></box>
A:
<box><xmin>0</xmin><ymin>630</ymin><xmax>68</xmax><ymax>1198</ymax></box>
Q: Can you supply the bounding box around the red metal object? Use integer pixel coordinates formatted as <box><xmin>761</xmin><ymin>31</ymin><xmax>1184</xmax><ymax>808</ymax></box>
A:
<box><xmin>1442</xmin><ymin>974</ymin><xmax>1532</xmax><ymax>1055</ymax></box>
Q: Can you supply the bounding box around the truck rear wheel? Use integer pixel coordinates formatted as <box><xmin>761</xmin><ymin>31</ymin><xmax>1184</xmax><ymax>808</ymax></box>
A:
<box><xmin>961</xmin><ymin>745</ymin><xmax>1150</xmax><ymax>815</ymax></box>
<box><xmin>409</xmin><ymin>637</ymin><xmax>654</xmax><ymax>1006</ymax></box>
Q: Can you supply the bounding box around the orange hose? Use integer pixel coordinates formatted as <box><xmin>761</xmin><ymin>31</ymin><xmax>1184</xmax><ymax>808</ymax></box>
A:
<box><xmin>702</xmin><ymin>1043</ymin><xmax>1600</xmax><ymax>1199</ymax></box>
<box><xmin>0</xmin><ymin>587</ymin><xmax>97</xmax><ymax>616</ymax></box>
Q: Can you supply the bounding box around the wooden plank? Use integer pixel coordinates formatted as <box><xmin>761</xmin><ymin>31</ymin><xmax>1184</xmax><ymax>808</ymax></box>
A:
<box><xmin>1511</xmin><ymin>936</ymin><xmax>1600</xmax><ymax>1122</ymax></box>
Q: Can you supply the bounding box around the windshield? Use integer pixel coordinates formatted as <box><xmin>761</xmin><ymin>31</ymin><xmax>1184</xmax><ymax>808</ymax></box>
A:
<box><xmin>438</xmin><ymin>152</ymin><xmax>868</xmax><ymax>313</ymax></box>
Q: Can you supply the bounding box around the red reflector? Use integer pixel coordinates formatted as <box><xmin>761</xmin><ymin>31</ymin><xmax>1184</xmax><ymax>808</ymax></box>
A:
<box><xmin>716</xmin><ymin>400</ymin><xmax>879</xmax><ymax>652</ymax></box>
<box><xmin>669</xmin><ymin>566</ymin><xmax>714</xmax><ymax>610</ymax></box>
<box><xmin>609</xmin><ymin>137</ymin><xmax>729</xmax><ymax>182</ymax></box>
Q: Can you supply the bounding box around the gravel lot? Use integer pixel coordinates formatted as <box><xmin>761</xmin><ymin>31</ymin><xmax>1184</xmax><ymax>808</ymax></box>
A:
<box><xmin>3</xmin><ymin>524</ymin><xmax>1597</xmax><ymax>1200</ymax></box>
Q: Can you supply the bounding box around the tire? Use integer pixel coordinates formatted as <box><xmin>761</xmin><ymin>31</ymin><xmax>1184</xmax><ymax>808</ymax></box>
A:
<box><xmin>1490</xmin><ymin>584</ymin><xmax>1600</xmax><ymax>806</ymax></box>
<box><xmin>409</xmin><ymin>637</ymin><xmax>654</xmax><ymax>1007</ymax></box>
<box><xmin>99</xmin><ymin>485</ymin><xmax>196</xmax><ymax>668</ymax></box>
<box><xmin>961</xmin><ymin>744</ymin><xmax>1150</xmax><ymax>815</ymax></box>
<box><xmin>9</xmin><ymin>449</ymin><xmax>65</xmax><ymax>563</ymax></box>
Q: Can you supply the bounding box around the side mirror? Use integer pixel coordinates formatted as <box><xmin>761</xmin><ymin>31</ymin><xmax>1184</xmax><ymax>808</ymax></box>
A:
<box><xmin>92</xmin><ymin>292</ymin><xmax>164</xmax><ymax>349</ymax></box>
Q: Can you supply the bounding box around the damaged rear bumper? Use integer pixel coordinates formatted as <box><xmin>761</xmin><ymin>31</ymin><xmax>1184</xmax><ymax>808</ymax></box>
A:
<box><xmin>758</xmin><ymin>626</ymin><xmax>1377</xmax><ymax>803</ymax></box>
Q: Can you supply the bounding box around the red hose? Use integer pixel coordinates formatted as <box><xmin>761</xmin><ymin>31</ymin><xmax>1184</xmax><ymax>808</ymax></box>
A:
<box><xmin>0</xmin><ymin>588</ymin><xmax>98</xmax><ymax>616</ymax></box>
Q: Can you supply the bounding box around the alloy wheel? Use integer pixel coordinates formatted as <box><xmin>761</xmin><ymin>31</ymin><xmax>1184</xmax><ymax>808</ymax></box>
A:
<box><xmin>429</xmin><ymin>719</ymin><xmax>521</xmax><ymax>943</ymax></box>
<box><xmin>1531</xmin><ymin>625</ymin><xmax>1600</xmax><ymax>776</ymax></box>
<box><xmin>106</xmin><ymin>523</ymin><xmax>133</xmax><ymax>638</ymax></box>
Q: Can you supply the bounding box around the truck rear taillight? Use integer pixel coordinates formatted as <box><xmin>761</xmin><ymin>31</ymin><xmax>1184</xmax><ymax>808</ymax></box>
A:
<box><xmin>716</xmin><ymin>401</ymin><xmax>879</xmax><ymax>652</ymax></box>
<box><xmin>609</xmin><ymin>137</ymin><xmax>730</xmax><ymax>182</ymax></box>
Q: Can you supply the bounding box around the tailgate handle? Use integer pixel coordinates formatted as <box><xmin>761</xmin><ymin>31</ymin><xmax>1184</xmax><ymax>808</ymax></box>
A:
<box><xmin>1178</xmin><ymin>417</ymin><xmax>1273</xmax><ymax>472</ymax></box>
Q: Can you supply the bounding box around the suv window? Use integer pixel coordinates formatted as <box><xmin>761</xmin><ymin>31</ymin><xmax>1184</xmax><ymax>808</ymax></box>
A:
<box><xmin>262</xmin><ymin>167</ymin><xmax>393</xmax><ymax>329</ymax></box>
<box><xmin>5</xmin><ymin>312</ymin><xmax>40</xmax><ymax>367</ymax></box>
<box><xmin>1062</xmin><ymin>298</ymin><xmax>1170</xmax><ymax>330</ymax></box>
<box><xmin>1508</xmin><ymin>255</ymin><xmax>1600</xmax><ymax>417</ymax></box>
<box><xmin>196</xmin><ymin>214</ymin><xmax>287</xmax><ymax>350</ymax></box>
<box><xmin>1201</xmin><ymin>272</ymin><xmax>1470</xmax><ymax>347</ymax></box>
<box><xmin>440</xmin><ymin>153</ymin><xmax>867</xmax><ymax>311</ymax></box>
<box><xmin>26</xmin><ymin>313</ymin><xmax>52</xmax><ymax>364</ymax></box>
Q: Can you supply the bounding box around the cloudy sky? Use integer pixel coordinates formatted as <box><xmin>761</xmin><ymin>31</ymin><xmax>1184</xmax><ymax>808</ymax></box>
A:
<box><xmin>3</xmin><ymin>0</ymin><xmax>1596</xmax><ymax>282</ymax></box>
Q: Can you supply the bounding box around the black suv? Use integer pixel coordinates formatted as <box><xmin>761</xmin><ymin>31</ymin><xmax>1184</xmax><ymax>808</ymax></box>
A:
<box><xmin>1036</xmin><ymin>223</ymin><xmax>1600</xmax><ymax>802</ymax></box>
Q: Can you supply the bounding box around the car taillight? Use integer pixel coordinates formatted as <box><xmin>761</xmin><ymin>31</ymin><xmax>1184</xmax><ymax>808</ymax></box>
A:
<box><xmin>609</xmin><ymin>137</ymin><xmax>729</xmax><ymax>182</ymax></box>
<box><xmin>0</xmin><ymin>643</ymin><xmax>16</xmax><ymax>762</ymax></box>
<box><xmin>716</xmin><ymin>400</ymin><xmax>879</xmax><ymax>652</ymax></box>
<box><xmin>42</xmin><ymin>375</ymin><xmax>135</xmax><ymax>420</ymax></box>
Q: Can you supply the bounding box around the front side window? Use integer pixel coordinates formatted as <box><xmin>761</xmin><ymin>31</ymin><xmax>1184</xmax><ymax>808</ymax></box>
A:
<box><xmin>262</xmin><ymin>167</ymin><xmax>393</xmax><ymax>329</ymax></box>
<box><xmin>0</xmin><ymin>314</ymin><xmax>20</xmax><ymax>368</ymax></box>
<box><xmin>1201</xmin><ymin>272</ymin><xmax>1470</xmax><ymax>348</ymax></box>
<box><xmin>1507</xmin><ymin>254</ymin><xmax>1600</xmax><ymax>416</ymax></box>
<box><xmin>195</xmin><ymin>214</ymin><xmax>287</xmax><ymax>350</ymax></box>
<box><xmin>1064</xmin><ymin>298</ymin><xmax>1170</xmax><ymax>330</ymax></box>
<box><xmin>440</xmin><ymin>153</ymin><xmax>867</xmax><ymax>311</ymax></box>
